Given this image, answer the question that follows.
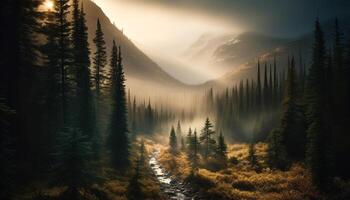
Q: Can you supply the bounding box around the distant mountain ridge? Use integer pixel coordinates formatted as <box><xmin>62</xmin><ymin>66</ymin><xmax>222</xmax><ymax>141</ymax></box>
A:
<box><xmin>196</xmin><ymin>18</ymin><xmax>350</xmax><ymax>89</ymax></box>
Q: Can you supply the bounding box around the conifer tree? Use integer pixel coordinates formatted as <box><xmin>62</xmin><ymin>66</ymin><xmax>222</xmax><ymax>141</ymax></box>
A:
<box><xmin>53</xmin><ymin>128</ymin><xmax>97</xmax><ymax>199</ymax></box>
<box><xmin>0</xmin><ymin>101</ymin><xmax>16</xmax><ymax>199</ymax></box>
<box><xmin>189</xmin><ymin>129</ymin><xmax>199</xmax><ymax>173</ymax></box>
<box><xmin>55</xmin><ymin>0</ymin><xmax>72</xmax><ymax>124</ymax></box>
<box><xmin>305</xmin><ymin>19</ymin><xmax>333</xmax><ymax>189</ymax></box>
<box><xmin>273</xmin><ymin>57</ymin><xmax>278</xmax><ymax>106</ymax></box>
<box><xmin>72</xmin><ymin>3</ymin><xmax>98</xmax><ymax>156</ymax></box>
<box><xmin>139</xmin><ymin>139</ymin><xmax>146</xmax><ymax>166</ymax></box>
<box><xmin>176</xmin><ymin>120</ymin><xmax>182</xmax><ymax>137</ymax></box>
<box><xmin>131</xmin><ymin>97</ymin><xmax>137</xmax><ymax>135</ymax></box>
<box><xmin>216</xmin><ymin>131</ymin><xmax>227</xmax><ymax>160</ymax></box>
<box><xmin>280</xmin><ymin>57</ymin><xmax>305</xmax><ymax>159</ymax></box>
<box><xmin>186</xmin><ymin>128</ymin><xmax>193</xmax><ymax>151</ymax></box>
<box><xmin>127</xmin><ymin>159</ymin><xmax>142</xmax><ymax>200</ymax></box>
<box><xmin>263</xmin><ymin>62</ymin><xmax>268</xmax><ymax>109</ymax></box>
<box><xmin>109</xmin><ymin>42</ymin><xmax>130</xmax><ymax>169</ymax></box>
<box><xmin>267</xmin><ymin>129</ymin><xmax>288</xmax><ymax>169</ymax></box>
<box><xmin>93</xmin><ymin>18</ymin><xmax>107</xmax><ymax>94</ymax></box>
<box><xmin>332</xmin><ymin>18</ymin><xmax>345</xmax><ymax>119</ymax></box>
<box><xmin>248</xmin><ymin>140</ymin><xmax>259</xmax><ymax>169</ymax></box>
<box><xmin>42</xmin><ymin>5</ymin><xmax>63</xmax><ymax>140</ymax></box>
<box><xmin>200</xmin><ymin>118</ymin><xmax>216</xmax><ymax>159</ymax></box>
<box><xmin>256</xmin><ymin>60</ymin><xmax>262</xmax><ymax>110</ymax></box>
<box><xmin>169</xmin><ymin>126</ymin><xmax>177</xmax><ymax>153</ymax></box>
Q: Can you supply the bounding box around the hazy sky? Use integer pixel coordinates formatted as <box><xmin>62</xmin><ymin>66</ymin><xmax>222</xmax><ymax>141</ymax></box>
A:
<box><xmin>93</xmin><ymin>0</ymin><xmax>349</xmax><ymax>84</ymax></box>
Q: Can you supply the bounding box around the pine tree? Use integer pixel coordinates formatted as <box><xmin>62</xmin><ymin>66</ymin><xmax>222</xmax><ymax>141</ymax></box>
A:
<box><xmin>267</xmin><ymin>129</ymin><xmax>288</xmax><ymax>169</ymax></box>
<box><xmin>109</xmin><ymin>42</ymin><xmax>130</xmax><ymax>169</ymax></box>
<box><xmin>200</xmin><ymin>118</ymin><xmax>216</xmax><ymax>159</ymax></box>
<box><xmin>216</xmin><ymin>131</ymin><xmax>227</xmax><ymax>160</ymax></box>
<box><xmin>131</xmin><ymin>97</ymin><xmax>137</xmax><ymax>137</ymax></box>
<box><xmin>186</xmin><ymin>128</ymin><xmax>193</xmax><ymax>151</ymax></box>
<box><xmin>72</xmin><ymin>3</ymin><xmax>98</xmax><ymax>157</ymax></box>
<box><xmin>305</xmin><ymin>19</ymin><xmax>333</xmax><ymax>189</ymax></box>
<box><xmin>176</xmin><ymin>120</ymin><xmax>182</xmax><ymax>137</ymax></box>
<box><xmin>41</xmin><ymin>5</ymin><xmax>63</xmax><ymax>144</ymax></box>
<box><xmin>139</xmin><ymin>139</ymin><xmax>146</xmax><ymax>166</ymax></box>
<box><xmin>54</xmin><ymin>0</ymin><xmax>73</xmax><ymax>124</ymax></box>
<box><xmin>0</xmin><ymin>100</ymin><xmax>16</xmax><ymax>199</ymax></box>
<box><xmin>93</xmin><ymin>18</ymin><xmax>107</xmax><ymax>94</ymax></box>
<box><xmin>256</xmin><ymin>60</ymin><xmax>262</xmax><ymax>111</ymax></box>
<box><xmin>332</xmin><ymin>18</ymin><xmax>345</xmax><ymax>119</ymax></box>
<box><xmin>53</xmin><ymin>128</ymin><xmax>97</xmax><ymax>199</ymax></box>
<box><xmin>248</xmin><ymin>140</ymin><xmax>259</xmax><ymax>170</ymax></box>
<box><xmin>127</xmin><ymin>159</ymin><xmax>142</xmax><ymax>200</ymax></box>
<box><xmin>263</xmin><ymin>62</ymin><xmax>268</xmax><ymax>109</ymax></box>
<box><xmin>280</xmin><ymin>57</ymin><xmax>305</xmax><ymax>159</ymax></box>
<box><xmin>189</xmin><ymin>129</ymin><xmax>199</xmax><ymax>173</ymax></box>
<box><xmin>169</xmin><ymin>126</ymin><xmax>177</xmax><ymax>153</ymax></box>
<box><xmin>273</xmin><ymin>56</ymin><xmax>278</xmax><ymax>106</ymax></box>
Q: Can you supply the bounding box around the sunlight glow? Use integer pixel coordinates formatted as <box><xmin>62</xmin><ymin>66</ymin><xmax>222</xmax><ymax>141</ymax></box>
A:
<box><xmin>43</xmin><ymin>0</ymin><xmax>54</xmax><ymax>11</ymax></box>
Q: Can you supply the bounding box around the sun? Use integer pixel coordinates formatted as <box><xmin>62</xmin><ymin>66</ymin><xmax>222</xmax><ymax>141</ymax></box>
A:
<box><xmin>43</xmin><ymin>0</ymin><xmax>54</xmax><ymax>11</ymax></box>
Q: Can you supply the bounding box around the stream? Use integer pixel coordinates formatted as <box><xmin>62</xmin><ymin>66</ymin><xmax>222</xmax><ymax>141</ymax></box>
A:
<box><xmin>149</xmin><ymin>150</ymin><xmax>201</xmax><ymax>200</ymax></box>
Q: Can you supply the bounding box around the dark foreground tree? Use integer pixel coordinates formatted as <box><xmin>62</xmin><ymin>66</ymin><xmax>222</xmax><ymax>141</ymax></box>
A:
<box><xmin>280</xmin><ymin>57</ymin><xmax>305</xmax><ymax>159</ymax></box>
<box><xmin>53</xmin><ymin>128</ymin><xmax>98</xmax><ymax>199</ymax></box>
<box><xmin>305</xmin><ymin>19</ymin><xmax>333</xmax><ymax>189</ymax></box>
<box><xmin>0</xmin><ymin>101</ymin><xmax>16</xmax><ymax>199</ymax></box>
<box><xmin>267</xmin><ymin>129</ymin><xmax>289</xmax><ymax>170</ymax></box>
<box><xmin>109</xmin><ymin>42</ymin><xmax>130</xmax><ymax>169</ymax></box>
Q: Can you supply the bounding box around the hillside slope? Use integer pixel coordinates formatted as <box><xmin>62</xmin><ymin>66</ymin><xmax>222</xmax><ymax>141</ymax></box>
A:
<box><xmin>83</xmin><ymin>0</ymin><xmax>185</xmax><ymax>89</ymax></box>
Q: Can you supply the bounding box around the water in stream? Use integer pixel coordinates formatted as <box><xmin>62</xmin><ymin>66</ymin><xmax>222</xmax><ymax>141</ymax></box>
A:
<box><xmin>149</xmin><ymin>150</ymin><xmax>194</xmax><ymax>200</ymax></box>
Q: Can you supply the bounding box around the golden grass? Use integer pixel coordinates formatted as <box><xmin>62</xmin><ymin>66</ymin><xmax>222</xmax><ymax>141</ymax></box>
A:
<box><xmin>157</xmin><ymin>142</ymin><xmax>322</xmax><ymax>200</ymax></box>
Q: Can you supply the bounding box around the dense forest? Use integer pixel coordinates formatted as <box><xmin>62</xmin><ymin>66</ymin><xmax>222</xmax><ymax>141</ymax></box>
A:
<box><xmin>1</xmin><ymin>0</ymin><xmax>350</xmax><ymax>200</ymax></box>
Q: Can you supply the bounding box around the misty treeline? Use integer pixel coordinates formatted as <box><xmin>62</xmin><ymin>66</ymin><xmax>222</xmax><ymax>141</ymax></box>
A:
<box><xmin>205</xmin><ymin>18</ymin><xmax>350</xmax><ymax>191</ymax></box>
<box><xmin>0</xmin><ymin>0</ymin><xmax>135</xmax><ymax>199</ymax></box>
<box><xmin>205</xmin><ymin>56</ymin><xmax>294</xmax><ymax>142</ymax></box>
<box><xmin>126</xmin><ymin>92</ymin><xmax>181</xmax><ymax>136</ymax></box>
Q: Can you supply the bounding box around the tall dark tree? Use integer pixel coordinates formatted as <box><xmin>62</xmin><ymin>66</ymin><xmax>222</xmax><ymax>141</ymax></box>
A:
<box><xmin>55</xmin><ymin>0</ymin><xmax>72</xmax><ymax>124</ymax></box>
<box><xmin>72</xmin><ymin>2</ymin><xmax>97</xmax><ymax>154</ymax></box>
<box><xmin>267</xmin><ymin>129</ymin><xmax>288</xmax><ymax>169</ymax></box>
<box><xmin>273</xmin><ymin>56</ymin><xmax>278</xmax><ymax>106</ymax></box>
<box><xmin>280</xmin><ymin>57</ymin><xmax>305</xmax><ymax>159</ymax></box>
<box><xmin>0</xmin><ymin>100</ymin><xmax>16</xmax><ymax>199</ymax></box>
<box><xmin>263</xmin><ymin>62</ymin><xmax>269</xmax><ymax>109</ymax></box>
<box><xmin>169</xmin><ymin>126</ymin><xmax>177</xmax><ymax>153</ymax></box>
<box><xmin>93</xmin><ymin>18</ymin><xmax>107</xmax><ymax>94</ymax></box>
<box><xmin>190</xmin><ymin>129</ymin><xmax>199</xmax><ymax>173</ymax></box>
<box><xmin>256</xmin><ymin>60</ymin><xmax>262</xmax><ymax>111</ymax></box>
<box><xmin>200</xmin><ymin>118</ymin><xmax>216</xmax><ymax>159</ymax></box>
<box><xmin>248</xmin><ymin>141</ymin><xmax>258</xmax><ymax>169</ymax></box>
<box><xmin>109</xmin><ymin>42</ymin><xmax>130</xmax><ymax>168</ymax></box>
<box><xmin>216</xmin><ymin>131</ymin><xmax>227</xmax><ymax>161</ymax></box>
<box><xmin>305</xmin><ymin>19</ymin><xmax>333</xmax><ymax>189</ymax></box>
<box><xmin>332</xmin><ymin>18</ymin><xmax>345</xmax><ymax>119</ymax></box>
<box><xmin>53</xmin><ymin>128</ymin><xmax>98</xmax><ymax>199</ymax></box>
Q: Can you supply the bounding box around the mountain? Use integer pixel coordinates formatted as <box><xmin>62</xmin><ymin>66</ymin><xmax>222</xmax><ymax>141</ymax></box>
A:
<box><xmin>197</xmin><ymin>18</ymin><xmax>350</xmax><ymax>89</ymax></box>
<box><xmin>82</xmin><ymin>0</ymin><xmax>186</xmax><ymax>91</ymax></box>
